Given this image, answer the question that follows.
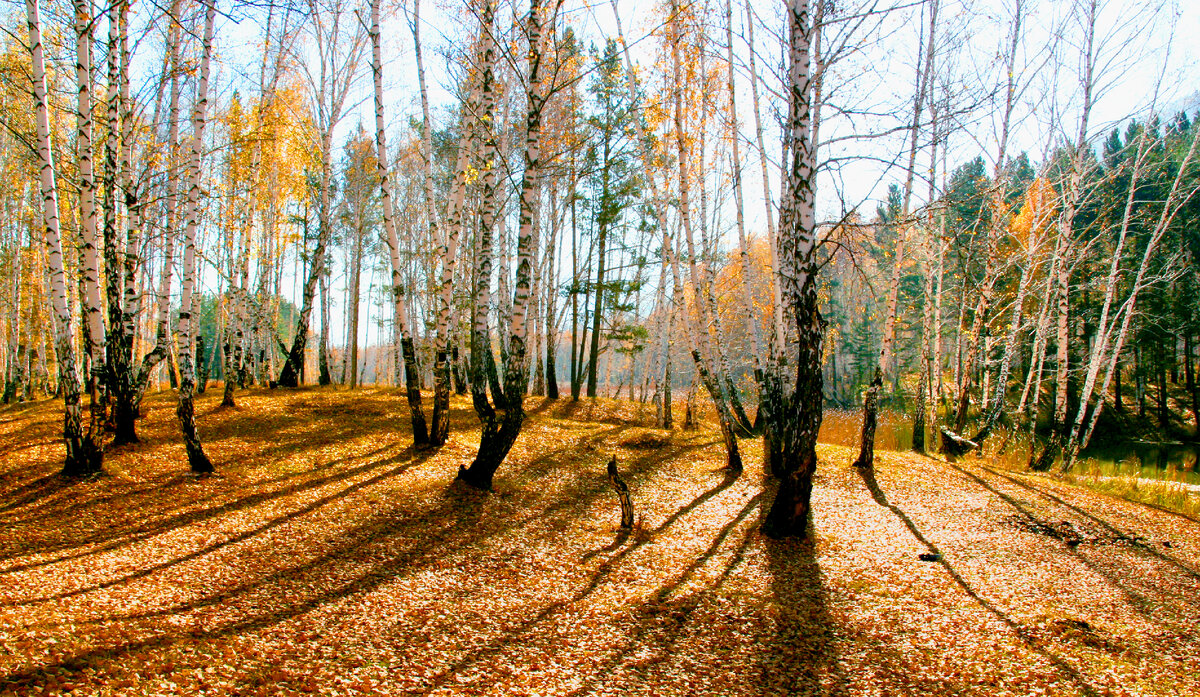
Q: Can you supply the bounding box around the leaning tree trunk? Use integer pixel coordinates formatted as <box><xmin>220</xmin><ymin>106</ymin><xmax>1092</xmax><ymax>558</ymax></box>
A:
<box><xmin>613</xmin><ymin>0</ymin><xmax>748</xmax><ymax>465</ymax></box>
<box><xmin>28</xmin><ymin>0</ymin><xmax>100</xmax><ymax>476</ymax></box>
<box><xmin>176</xmin><ymin>0</ymin><xmax>216</xmax><ymax>475</ymax></box>
<box><xmin>372</xmin><ymin>0</ymin><xmax>429</xmax><ymax>444</ymax></box>
<box><xmin>1064</xmin><ymin>124</ymin><xmax>1200</xmax><ymax>470</ymax></box>
<box><xmin>972</xmin><ymin>205</ymin><xmax>1045</xmax><ymax>445</ymax></box>
<box><xmin>277</xmin><ymin>145</ymin><xmax>332</xmax><ymax>388</ymax></box>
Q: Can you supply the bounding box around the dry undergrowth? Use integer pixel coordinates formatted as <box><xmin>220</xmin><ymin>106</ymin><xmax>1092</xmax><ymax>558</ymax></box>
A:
<box><xmin>1</xmin><ymin>388</ymin><xmax>1198</xmax><ymax>696</ymax></box>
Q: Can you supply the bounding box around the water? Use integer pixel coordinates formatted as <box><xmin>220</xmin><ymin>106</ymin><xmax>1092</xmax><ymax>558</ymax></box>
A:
<box><xmin>1078</xmin><ymin>440</ymin><xmax>1200</xmax><ymax>487</ymax></box>
<box><xmin>817</xmin><ymin>406</ymin><xmax>1200</xmax><ymax>488</ymax></box>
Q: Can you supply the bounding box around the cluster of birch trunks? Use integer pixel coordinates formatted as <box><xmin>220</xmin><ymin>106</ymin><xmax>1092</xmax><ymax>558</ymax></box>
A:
<box><xmin>4</xmin><ymin>0</ymin><xmax>1198</xmax><ymax>539</ymax></box>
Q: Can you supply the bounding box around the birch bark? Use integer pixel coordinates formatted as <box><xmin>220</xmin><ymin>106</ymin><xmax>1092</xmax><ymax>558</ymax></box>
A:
<box><xmin>1064</xmin><ymin>125</ymin><xmax>1200</xmax><ymax>469</ymax></box>
<box><xmin>430</xmin><ymin>79</ymin><xmax>481</xmax><ymax>444</ymax></box>
<box><xmin>73</xmin><ymin>0</ymin><xmax>110</xmax><ymax>454</ymax></box>
<box><xmin>763</xmin><ymin>0</ymin><xmax>824</xmax><ymax>539</ymax></box>
<box><xmin>457</xmin><ymin>0</ymin><xmax>557</xmax><ymax>490</ymax></box>
<box><xmin>372</xmin><ymin>0</ymin><xmax>429</xmax><ymax>444</ymax></box>
<box><xmin>176</xmin><ymin>0</ymin><xmax>216</xmax><ymax>475</ymax></box>
<box><xmin>28</xmin><ymin>0</ymin><xmax>100</xmax><ymax>476</ymax></box>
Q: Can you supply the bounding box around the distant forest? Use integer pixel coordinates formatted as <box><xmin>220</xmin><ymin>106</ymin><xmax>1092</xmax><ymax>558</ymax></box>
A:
<box><xmin>2</xmin><ymin>0</ymin><xmax>1197</xmax><ymax>536</ymax></box>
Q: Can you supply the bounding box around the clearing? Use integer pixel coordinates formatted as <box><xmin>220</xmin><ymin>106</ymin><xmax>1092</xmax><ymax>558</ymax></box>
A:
<box><xmin>1</xmin><ymin>388</ymin><xmax>1198</xmax><ymax>696</ymax></box>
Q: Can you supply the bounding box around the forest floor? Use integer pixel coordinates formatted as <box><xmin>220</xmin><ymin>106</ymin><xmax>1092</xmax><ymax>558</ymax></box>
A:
<box><xmin>1</xmin><ymin>387</ymin><xmax>1199</xmax><ymax>697</ymax></box>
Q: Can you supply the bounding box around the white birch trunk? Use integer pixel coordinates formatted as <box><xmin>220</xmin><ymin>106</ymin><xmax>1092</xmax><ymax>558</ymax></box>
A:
<box><xmin>372</xmin><ymin>0</ymin><xmax>429</xmax><ymax>443</ymax></box>
<box><xmin>177</xmin><ymin>0</ymin><xmax>216</xmax><ymax>474</ymax></box>
<box><xmin>1064</xmin><ymin>125</ymin><xmax>1200</xmax><ymax>468</ymax></box>
<box><xmin>29</xmin><ymin>0</ymin><xmax>100</xmax><ymax>475</ymax></box>
<box><xmin>763</xmin><ymin>0</ymin><xmax>824</xmax><ymax>539</ymax></box>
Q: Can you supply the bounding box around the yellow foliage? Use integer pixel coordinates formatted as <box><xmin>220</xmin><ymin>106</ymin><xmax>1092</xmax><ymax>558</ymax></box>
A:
<box><xmin>1009</xmin><ymin>177</ymin><xmax>1057</xmax><ymax>248</ymax></box>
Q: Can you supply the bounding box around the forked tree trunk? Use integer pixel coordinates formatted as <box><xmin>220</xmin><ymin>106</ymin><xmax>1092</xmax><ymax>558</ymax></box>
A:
<box><xmin>28</xmin><ymin>0</ymin><xmax>100</xmax><ymax>476</ymax></box>
<box><xmin>948</xmin><ymin>1</ymin><xmax>1023</xmax><ymax>445</ymax></box>
<box><xmin>280</xmin><ymin>1</ymin><xmax>360</xmax><ymax>388</ymax></box>
<box><xmin>111</xmin><ymin>0</ymin><xmax>147</xmax><ymax>443</ymax></box>
<box><xmin>176</xmin><ymin>0</ymin><xmax>216</xmax><ymax>475</ymax></box>
<box><xmin>457</xmin><ymin>0</ymin><xmax>554</xmax><ymax>490</ymax></box>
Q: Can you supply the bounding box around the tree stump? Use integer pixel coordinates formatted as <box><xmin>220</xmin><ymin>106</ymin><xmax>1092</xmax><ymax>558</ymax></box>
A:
<box><xmin>607</xmin><ymin>456</ymin><xmax>634</xmax><ymax>529</ymax></box>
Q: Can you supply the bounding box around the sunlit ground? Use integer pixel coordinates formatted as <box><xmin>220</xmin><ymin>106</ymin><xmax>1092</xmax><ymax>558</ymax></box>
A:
<box><xmin>1</xmin><ymin>388</ymin><xmax>1198</xmax><ymax>696</ymax></box>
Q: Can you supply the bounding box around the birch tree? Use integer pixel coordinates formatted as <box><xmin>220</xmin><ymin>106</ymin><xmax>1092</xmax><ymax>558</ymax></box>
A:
<box><xmin>27</xmin><ymin>0</ymin><xmax>101</xmax><ymax>476</ymax></box>
<box><xmin>279</xmin><ymin>0</ymin><xmax>364</xmax><ymax>387</ymax></box>
<box><xmin>371</xmin><ymin>0</ymin><xmax>429</xmax><ymax>445</ymax></box>
<box><xmin>73</xmin><ymin>0</ymin><xmax>110</xmax><ymax>454</ymax></box>
<box><xmin>429</xmin><ymin>68</ymin><xmax>482</xmax><ymax>445</ymax></box>
<box><xmin>762</xmin><ymin>0</ymin><xmax>824</xmax><ymax>539</ymax></box>
<box><xmin>457</xmin><ymin>0</ymin><xmax>559</xmax><ymax>490</ymax></box>
<box><xmin>1061</xmin><ymin>123</ymin><xmax>1200</xmax><ymax>469</ymax></box>
<box><xmin>176</xmin><ymin>0</ymin><xmax>216</xmax><ymax>475</ymax></box>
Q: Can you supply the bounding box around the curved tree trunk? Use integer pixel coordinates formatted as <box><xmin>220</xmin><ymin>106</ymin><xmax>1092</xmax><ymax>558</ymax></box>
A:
<box><xmin>458</xmin><ymin>0</ymin><xmax>554</xmax><ymax>490</ymax></box>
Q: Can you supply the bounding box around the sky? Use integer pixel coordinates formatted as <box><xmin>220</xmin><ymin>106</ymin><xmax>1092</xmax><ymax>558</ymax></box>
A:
<box><xmin>110</xmin><ymin>0</ymin><xmax>1200</xmax><ymax>355</ymax></box>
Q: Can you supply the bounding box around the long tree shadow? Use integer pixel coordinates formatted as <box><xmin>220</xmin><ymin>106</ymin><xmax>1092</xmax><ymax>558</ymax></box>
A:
<box><xmin>755</xmin><ymin>473</ymin><xmax>843</xmax><ymax>697</ymax></box>
<box><xmin>558</xmin><ymin>493</ymin><xmax>764</xmax><ymax>697</ymax></box>
<box><xmin>4</xmin><ymin>433</ymin><xmax>734</xmax><ymax>693</ymax></box>
<box><xmin>0</xmin><ymin>473</ymin><xmax>73</xmax><ymax>517</ymax></box>
<box><xmin>412</xmin><ymin>464</ymin><xmax>747</xmax><ymax>695</ymax></box>
<box><xmin>582</xmin><ymin>461</ymin><xmax>735</xmax><ymax>562</ymax></box>
<box><xmin>854</xmin><ymin>465</ymin><xmax>1102</xmax><ymax>697</ymax></box>
<box><xmin>0</xmin><ymin>467</ymin><xmax>502</xmax><ymax>692</ymax></box>
<box><xmin>17</xmin><ymin>425</ymin><xmax>715</xmax><ymax>635</ymax></box>
<box><xmin>979</xmin><ymin>464</ymin><xmax>1200</xmax><ymax>580</ymax></box>
<box><xmin>945</xmin><ymin>463</ymin><xmax>1199</xmax><ymax>632</ymax></box>
<box><xmin>0</xmin><ymin>394</ymin><xmax>742</xmax><ymax>694</ymax></box>
<box><xmin>0</xmin><ymin>440</ymin><xmax>406</xmax><ymax>573</ymax></box>
<box><xmin>0</xmin><ymin>444</ymin><xmax>435</xmax><ymax>607</ymax></box>
<box><xmin>0</xmin><ymin>393</ymin><xmax>414</xmax><ymax>533</ymax></box>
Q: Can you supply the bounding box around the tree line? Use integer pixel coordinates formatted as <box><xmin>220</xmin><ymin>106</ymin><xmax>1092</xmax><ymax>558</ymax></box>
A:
<box><xmin>1</xmin><ymin>0</ymin><xmax>1197</xmax><ymax>539</ymax></box>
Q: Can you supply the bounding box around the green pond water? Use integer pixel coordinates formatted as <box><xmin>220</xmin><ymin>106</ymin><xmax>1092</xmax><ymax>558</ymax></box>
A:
<box><xmin>1078</xmin><ymin>440</ymin><xmax>1200</xmax><ymax>487</ymax></box>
